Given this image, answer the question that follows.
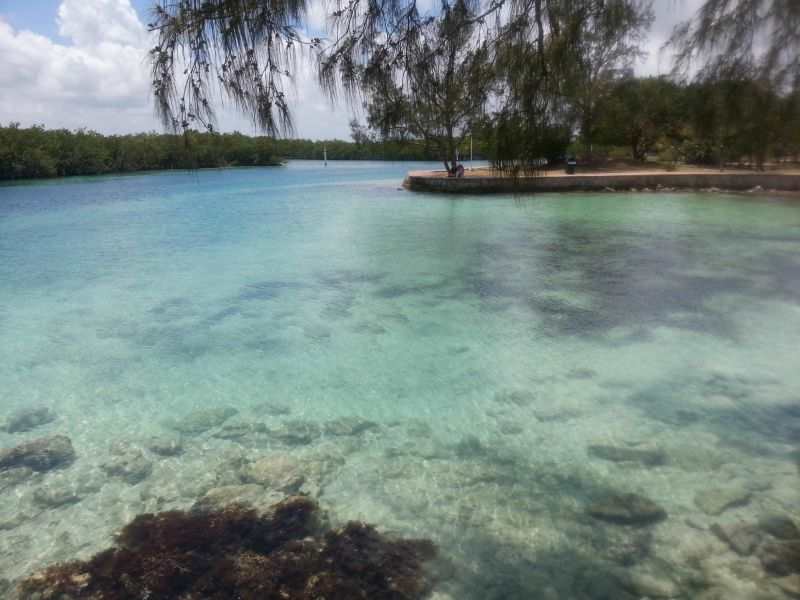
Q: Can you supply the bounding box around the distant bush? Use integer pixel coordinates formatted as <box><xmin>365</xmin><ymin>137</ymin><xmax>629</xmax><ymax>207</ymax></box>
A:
<box><xmin>0</xmin><ymin>123</ymin><xmax>456</xmax><ymax>181</ymax></box>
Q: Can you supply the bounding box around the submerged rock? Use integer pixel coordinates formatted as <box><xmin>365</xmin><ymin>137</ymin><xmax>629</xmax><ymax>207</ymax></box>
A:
<box><xmin>19</xmin><ymin>497</ymin><xmax>437</xmax><ymax>600</ymax></box>
<box><xmin>617</xmin><ymin>569</ymin><xmax>681</xmax><ymax>598</ymax></box>
<box><xmin>165</xmin><ymin>407</ymin><xmax>238</xmax><ymax>435</ymax></box>
<box><xmin>303</xmin><ymin>323</ymin><xmax>332</xmax><ymax>340</ymax></box>
<box><xmin>759</xmin><ymin>515</ymin><xmax>800</xmax><ymax>541</ymax></box>
<box><xmin>101</xmin><ymin>447</ymin><xmax>153</xmax><ymax>484</ymax></box>
<box><xmin>33</xmin><ymin>484</ymin><xmax>81</xmax><ymax>509</ymax></box>
<box><xmin>772</xmin><ymin>575</ymin><xmax>800</xmax><ymax>598</ymax></box>
<box><xmin>694</xmin><ymin>486</ymin><xmax>752</xmax><ymax>516</ymax></box>
<box><xmin>272</xmin><ymin>420</ymin><xmax>321</xmax><ymax>445</ymax></box>
<box><xmin>250</xmin><ymin>401</ymin><xmax>291</xmax><ymax>416</ymax></box>
<box><xmin>758</xmin><ymin>540</ymin><xmax>800</xmax><ymax>576</ymax></box>
<box><xmin>193</xmin><ymin>484</ymin><xmax>283</xmax><ymax>513</ymax></box>
<box><xmin>0</xmin><ymin>435</ymin><xmax>75</xmax><ymax>472</ymax></box>
<box><xmin>594</xmin><ymin>528</ymin><xmax>653</xmax><ymax>566</ymax></box>
<box><xmin>0</xmin><ymin>514</ymin><xmax>25</xmax><ymax>531</ymax></box>
<box><xmin>0</xmin><ymin>466</ymin><xmax>34</xmax><ymax>491</ymax></box>
<box><xmin>494</xmin><ymin>389</ymin><xmax>536</xmax><ymax>407</ymax></box>
<box><xmin>2</xmin><ymin>406</ymin><xmax>56</xmax><ymax>433</ymax></box>
<box><xmin>146</xmin><ymin>434</ymin><xmax>184</xmax><ymax>457</ymax></box>
<box><xmin>567</xmin><ymin>368</ymin><xmax>597</xmax><ymax>380</ymax></box>
<box><xmin>588</xmin><ymin>444</ymin><xmax>667</xmax><ymax>467</ymax></box>
<box><xmin>499</xmin><ymin>422</ymin><xmax>524</xmax><ymax>435</ymax></box>
<box><xmin>242</xmin><ymin>453</ymin><xmax>305</xmax><ymax>493</ymax></box>
<box><xmin>454</xmin><ymin>435</ymin><xmax>487</xmax><ymax>458</ymax></box>
<box><xmin>213</xmin><ymin>421</ymin><xmax>268</xmax><ymax>441</ymax></box>
<box><xmin>323</xmin><ymin>416</ymin><xmax>379</xmax><ymax>437</ymax></box>
<box><xmin>711</xmin><ymin>522</ymin><xmax>762</xmax><ymax>556</ymax></box>
<box><xmin>587</xmin><ymin>492</ymin><xmax>667</xmax><ymax>526</ymax></box>
<box><xmin>532</xmin><ymin>401</ymin><xmax>582</xmax><ymax>422</ymax></box>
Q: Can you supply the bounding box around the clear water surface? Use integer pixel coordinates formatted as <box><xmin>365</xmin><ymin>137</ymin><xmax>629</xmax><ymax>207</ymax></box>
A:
<box><xmin>1</xmin><ymin>161</ymin><xmax>799</xmax><ymax>598</ymax></box>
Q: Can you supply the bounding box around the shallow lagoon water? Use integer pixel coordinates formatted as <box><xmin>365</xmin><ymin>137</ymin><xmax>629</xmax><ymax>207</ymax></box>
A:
<box><xmin>1</xmin><ymin>161</ymin><xmax>799</xmax><ymax>598</ymax></box>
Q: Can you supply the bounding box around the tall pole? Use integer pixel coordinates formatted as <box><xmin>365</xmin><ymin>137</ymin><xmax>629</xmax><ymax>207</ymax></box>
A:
<box><xmin>324</xmin><ymin>144</ymin><xmax>327</xmax><ymax>166</ymax></box>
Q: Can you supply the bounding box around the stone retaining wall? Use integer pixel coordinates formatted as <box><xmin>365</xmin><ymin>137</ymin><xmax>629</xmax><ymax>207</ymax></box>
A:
<box><xmin>403</xmin><ymin>171</ymin><xmax>800</xmax><ymax>194</ymax></box>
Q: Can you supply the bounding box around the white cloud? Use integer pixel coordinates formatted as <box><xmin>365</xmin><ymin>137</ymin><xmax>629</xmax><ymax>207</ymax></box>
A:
<box><xmin>0</xmin><ymin>0</ymin><xmax>154</xmax><ymax>132</ymax></box>
<box><xmin>57</xmin><ymin>0</ymin><xmax>146</xmax><ymax>47</ymax></box>
<box><xmin>0</xmin><ymin>0</ymin><xmax>355</xmax><ymax>138</ymax></box>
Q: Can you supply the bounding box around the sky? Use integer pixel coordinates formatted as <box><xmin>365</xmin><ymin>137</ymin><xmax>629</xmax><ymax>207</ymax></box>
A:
<box><xmin>0</xmin><ymin>0</ymin><xmax>703</xmax><ymax>140</ymax></box>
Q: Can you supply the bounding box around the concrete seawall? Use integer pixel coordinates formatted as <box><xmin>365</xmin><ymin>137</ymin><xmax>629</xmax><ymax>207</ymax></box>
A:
<box><xmin>403</xmin><ymin>171</ymin><xmax>800</xmax><ymax>194</ymax></box>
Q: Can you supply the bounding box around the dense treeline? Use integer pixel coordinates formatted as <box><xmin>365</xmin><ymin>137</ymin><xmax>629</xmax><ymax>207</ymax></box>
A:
<box><xmin>584</xmin><ymin>77</ymin><xmax>800</xmax><ymax>169</ymax></box>
<box><xmin>0</xmin><ymin>124</ymin><xmax>463</xmax><ymax>181</ymax></box>
<box><xmin>0</xmin><ymin>126</ymin><xmax>282</xmax><ymax>180</ymax></box>
<box><xmin>469</xmin><ymin>76</ymin><xmax>800</xmax><ymax>170</ymax></box>
<box><xmin>4</xmin><ymin>74</ymin><xmax>798</xmax><ymax>182</ymax></box>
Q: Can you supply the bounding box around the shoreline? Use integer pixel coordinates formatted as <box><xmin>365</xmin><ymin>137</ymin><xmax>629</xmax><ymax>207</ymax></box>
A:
<box><xmin>403</xmin><ymin>169</ymin><xmax>800</xmax><ymax>195</ymax></box>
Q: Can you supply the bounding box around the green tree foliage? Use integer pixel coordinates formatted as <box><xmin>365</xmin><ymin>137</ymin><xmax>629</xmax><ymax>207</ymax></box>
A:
<box><xmin>146</xmin><ymin>1</ymin><xmax>800</xmax><ymax>170</ymax></box>
<box><xmin>594</xmin><ymin>77</ymin><xmax>686</xmax><ymax>162</ymax></box>
<box><xmin>480</xmin><ymin>0</ymin><xmax>653</xmax><ymax>172</ymax></box>
<box><xmin>0</xmin><ymin>123</ymin><xmax>467</xmax><ymax>181</ymax></box>
<box><xmin>590</xmin><ymin>75</ymin><xmax>799</xmax><ymax>168</ymax></box>
<box><xmin>147</xmin><ymin>0</ymin><xmax>654</xmax><ymax>170</ymax></box>
<box><xmin>554</xmin><ymin>1</ymin><xmax>653</xmax><ymax>157</ymax></box>
<box><xmin>361</xmin><ymin>0</ymin><xmax>493</xmax><ymax>172</ymax></box>
<box><xmin>668</xmin><ymin>1</ymin><xmax>800</xmax><ymax>169</ymax></box>
<box><xmin>0</xmin><ymin>125</ymin><xmax>282</xmax><ymax>180</ymax></box>
<box><xmin>671</xmin><ymin>0</ymin><xmax>800</xmax><ymax>91</ymax></box>
<box><xmin>682</xmin><ymin>78</ymin><xmax>787</xmax><ymax>169</ymax></box>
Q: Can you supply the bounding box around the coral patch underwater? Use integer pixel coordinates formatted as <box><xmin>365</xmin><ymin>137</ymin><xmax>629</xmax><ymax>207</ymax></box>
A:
<box><xmin>18</xmin><ymin>496</ymin><xmax>437</xmax><ymax>600</ymax></box>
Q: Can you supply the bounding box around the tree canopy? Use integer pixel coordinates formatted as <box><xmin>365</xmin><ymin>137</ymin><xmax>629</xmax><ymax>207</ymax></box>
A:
<box><xmin>670</xmin><ymin>0</ymin><xmax>800</xmax><ymax>89</ymax></box>
<box><xmin>148</xmin><ymin>0</ymin><xmax>655</xmax><ymax>168</ymax></box>
<box><xmin>147</xmin><ymin>0</ymin><xmax>800</xmax><ymax>163</ymax></box>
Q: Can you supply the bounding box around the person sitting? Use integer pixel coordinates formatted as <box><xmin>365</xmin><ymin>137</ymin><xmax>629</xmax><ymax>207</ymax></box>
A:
<box><xmin>455</xmin><ymin>163</ymin><xmax>465</xmax><ymax>178</ymax></box>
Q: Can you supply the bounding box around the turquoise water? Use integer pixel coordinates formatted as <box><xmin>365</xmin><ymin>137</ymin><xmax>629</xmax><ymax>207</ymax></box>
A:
<box><xmin>1</xmin><ymin>161</ymin><xmax>799</xmax><ymax>598</ymax></box>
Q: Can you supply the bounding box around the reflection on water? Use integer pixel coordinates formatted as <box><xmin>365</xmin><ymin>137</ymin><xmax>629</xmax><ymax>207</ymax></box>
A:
<box><xmin>1</xmin><ymin>162</ymin><xmax>799</xmax><ymax>599</ymax></box>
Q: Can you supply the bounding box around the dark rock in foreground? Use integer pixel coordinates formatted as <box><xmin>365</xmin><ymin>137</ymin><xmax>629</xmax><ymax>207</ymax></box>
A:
<box><xmin>2</xmin><ymin>407</ymin><xmax>56</xmax><ymax>433</ymax></box>
<box><xmin>758</xmin><ymin>540</ymin><xmax>800</xmax><ymax>576</ymax></box>
<box><xmin>588</xmin><ymin>444</ymin><xmax>667</xmax><ymax>467</ymax></box>
<box><xmin>19</xmin><ymin>496</ymin><xmax>437</xmax><ymax>600</ymax></box>
<box><xmin>587</xmin><ymin>493</ymin><xmax>667</xmax><ymax>526</ymax></box>
<box><xmin>0</xmin><ymin>435</ymin><xmax>75</xmax><ymax>472</ymax></box>
<box><xmin>711</xmin><ymin>522</ymin><xmax>762</xmax><ymax>556</ymax></box>
<box><xmin>760</xmin><ymin>515</ymin><xmax>800</xmax><ymax>541</ymax></box>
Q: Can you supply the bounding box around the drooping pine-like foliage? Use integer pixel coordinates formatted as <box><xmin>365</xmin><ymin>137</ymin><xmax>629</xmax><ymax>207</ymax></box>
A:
<box><xmin>671</xmin><ymin>0</ymin><xmax>800</xmax><ymax>89</ymax></box>
<box><xmin>149</xmin><ymin>0</ymin><xmax>317</xmax><ymax>136</ymax></box>
<box><xmin>147</xmin><ymin>0</ymin><xmax>799</xmax><ymax>170</ymax></box>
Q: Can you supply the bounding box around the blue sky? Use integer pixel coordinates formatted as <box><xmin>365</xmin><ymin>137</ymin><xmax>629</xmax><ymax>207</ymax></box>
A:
<box><xmin>0</xmin><ymin>0</ymin><xmax>151</xmax><ymax>38</ymax></box>
<box><xmin>0</xmin><ymin>0</ymin><xmax>153</xmax><ymax>41</ymax></box>
<box><xmin>0</xmin><ymin>0</ymin><xmax>701</xmax><ymax>139</ymax></box>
